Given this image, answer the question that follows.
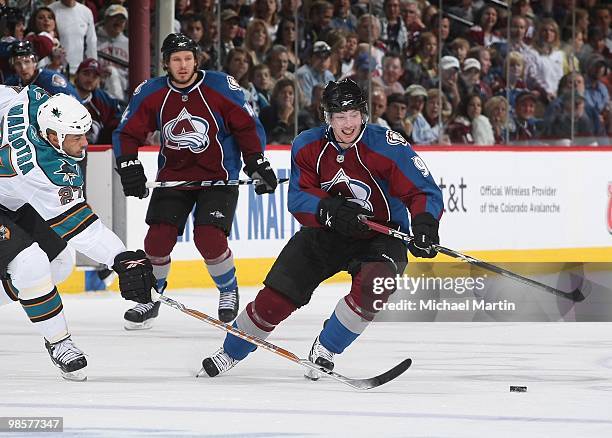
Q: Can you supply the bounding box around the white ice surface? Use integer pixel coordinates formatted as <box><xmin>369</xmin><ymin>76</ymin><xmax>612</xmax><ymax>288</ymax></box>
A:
<box><xmin>1</xmin><ymin>285</ymin><xmax>612</xmax><ymax>437</ymax></box>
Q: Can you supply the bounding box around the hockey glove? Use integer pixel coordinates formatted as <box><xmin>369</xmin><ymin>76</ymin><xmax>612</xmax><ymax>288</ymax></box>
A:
<box><xmin>116</xmin><ymin>155</ymin><xmax>148</xmax><ymax>198</ymax></box>
<box><xmin>244</xmin><ymin>153</ymin><xmax>278</xmax><ymax>195</ymax></box>
<box><xmin>112</xmin><ymin>250</ymin><xmax>156</xmax><ymax>304</ymax></box>
<box><xmin>317</xmin><ymin>196</ymin><xmax>373</xmax><ymax>238</ymax></box>
<box><xmin>408</xmin><ymin>213</ymin><xmax>439</xmax><ymax>258</ymax></box>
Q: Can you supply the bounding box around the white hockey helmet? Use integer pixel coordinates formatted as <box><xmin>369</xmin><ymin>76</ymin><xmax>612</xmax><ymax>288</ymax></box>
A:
<box><xmin>37</xmin><ymin>93</ymin><xmax>92</xmax><ymax>161</ymax></box>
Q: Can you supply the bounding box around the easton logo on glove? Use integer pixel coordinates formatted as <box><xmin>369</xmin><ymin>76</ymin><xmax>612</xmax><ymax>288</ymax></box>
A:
<box><xmin>120</xmin><ymin>159</ymin><xmax>142</xmax><ymax>168</ymax></box>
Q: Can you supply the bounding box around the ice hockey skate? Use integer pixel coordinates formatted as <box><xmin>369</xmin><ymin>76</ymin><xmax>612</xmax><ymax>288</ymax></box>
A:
<box><xmin>123</xmin><ymin>281</ymin><xmax>165</xmax><ymax>330</ymax></box>
<box><xmin>198</xmin><ymin>348</ymin><xmax>239</xmax><ymax>377</ymax></box>
<box><xmin>123</xmin><ymin>301</ymin><xmax>161</xmax><ymax>330</ymax></box>
<box><xmin>218</xmin><ymin>289</ymin><xmax>239</xmax><ymax>323</ymax></box>
<box><xmin>45</xmin><ymin>336</ymin><xmax>87</xmax><ymax>381</ymax></box>
<box><xmin>304</xmin><ymin>336</ymin><xmax>335</xmax><ymax>381</ymax></box>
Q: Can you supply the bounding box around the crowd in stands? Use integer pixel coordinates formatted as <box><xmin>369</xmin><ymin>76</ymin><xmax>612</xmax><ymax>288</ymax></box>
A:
<box><xmin>1</xmin><ymin>0</ymin><xmax>610</xmax><ymax>146</ymax></box>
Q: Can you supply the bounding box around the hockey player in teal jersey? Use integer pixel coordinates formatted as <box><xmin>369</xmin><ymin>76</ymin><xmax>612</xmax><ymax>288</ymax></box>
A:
<box><xmin>0</xmin><ymin>85</ymin><xmax>156</xmax><ymax>380</ymax></box>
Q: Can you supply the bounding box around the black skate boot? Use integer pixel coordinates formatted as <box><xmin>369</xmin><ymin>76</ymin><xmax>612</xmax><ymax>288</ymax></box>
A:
<box><xmin>304</xmin><ymin>336</ymin><xmax>335</xmax><ymax>381</ymax></box>
<box><xmin>198</xmin><ymin>348</ymin><xmax>239</xmax><ymax>377</ymax></box>
<box><xmin>218</xmin><ymin>288</ymin><xmax>239</xmax><ymax>323</ymax></box>
<box><xmin>45</xmin><ymin>336</ymin><xmax>87</xmax><ymax>381</ymax></box>
<box><xmin>124</xmin><ymin>301</ymin><xmax>161</xmax><ymax>330</ymax></box>
<box><xmin>123</xmin><ymin>282</ymin><xmax>165</xmax><ymax>330</ymax></box>
<box><xmin>97</xmin><ymin>268</ymin><xmax>117</xmax><ymax>288</ymax></box>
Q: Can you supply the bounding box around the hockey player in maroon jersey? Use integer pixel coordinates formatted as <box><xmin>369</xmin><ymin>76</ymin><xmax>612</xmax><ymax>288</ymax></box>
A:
<box><xmin>201</xmin><ymin>78</ymin><xmax>443</xmax><ymax>378</ymax></box>
<box><xmin>113</xmin><ymin>33</ymin><xmax>278</xmax><ymax>329</ymax></box>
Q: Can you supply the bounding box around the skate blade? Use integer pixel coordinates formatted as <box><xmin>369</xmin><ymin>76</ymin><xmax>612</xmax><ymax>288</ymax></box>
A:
<box><xmin>102</xmin><ymin>272</ymin><xmax>118</xmax><ymax>288</ymax></box>
<box><xmin>304</xmin><ymin>369</ymin><xmax>321</xmax><ymax>381</ymax></box>
<box><xmin>196</xmin><ymin>367</ymin><xmax>209</xmax><ymax>378</ymax></box>
<box><xmin>61</xmin><ymin>370</ymin><xmax>87</xmax><ymax>381</ymax></box>
<box><xmin>124</xmin><ymin>320</ymin><xmax>154</xmax><ymax>331</ymax></box>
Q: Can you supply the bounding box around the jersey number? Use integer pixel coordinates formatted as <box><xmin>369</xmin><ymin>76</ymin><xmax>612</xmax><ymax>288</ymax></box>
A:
<box><xmin>0</xmin><ymin>145</ymin><xmax>17</xmax><ymax>177</ymax></box>
<box><xmin>58</xmin><ymin>186</ymin><xmax>83</xmax><ymax>205</ymax></box>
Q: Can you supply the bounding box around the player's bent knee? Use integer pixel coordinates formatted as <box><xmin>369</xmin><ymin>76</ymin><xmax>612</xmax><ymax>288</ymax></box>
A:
<box><xmin>50</xmin><ymin>248</ymin><xmax>75</xmax><ymax>284</ymax></box>
<box><xmin>8</xmin><ymin>243</ymin><xmax>54</xmax><ymax>300</ymax></box>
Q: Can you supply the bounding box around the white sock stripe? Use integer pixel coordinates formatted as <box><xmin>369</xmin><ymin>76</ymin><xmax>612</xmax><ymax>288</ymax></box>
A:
<box><xmin>205</xmin><ymin>248</ymin><xmax>231</xmax><ymax>265</ymax></box>
<box><xmin>206</xmin><ymin>251</ymin><xmax>235</xmax><ymax>278</ymax></box>
<box><xmin>235</xmin><ymin>309</ymin><xmax>271</xmax><ymax>340</ymax></box>
<box><xmin>334</xmin><ymin>297</ymin><xmax>371</xmax><ymax>335</ymax></box>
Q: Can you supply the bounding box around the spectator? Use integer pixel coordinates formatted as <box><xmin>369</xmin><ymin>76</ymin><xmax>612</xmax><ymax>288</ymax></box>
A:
<box><xmin>295</xmin><ymin>40</ymin><xmax>335</xmax><ymax>107</ymax></box>
<box><xmin>467</xmin><ymin>45</ymin><xmax>493</xmax><ymax>86</ymax></box>
<box><xmin>378</xmin><ymin>52</ymin><xmax>405</xmax><ymax>95</ymax></box>
<box><xmin>49</xmin><ymin>0</ymin><xmax>97</xmax><ymax>75</ymax></box>
<box><xmin>5</xmin><ymin>40</ymin><xmax>78</xmax><ymax>97</ymax></box>
<box><xmin>340</xmin><ymin>31</ymin><xmax>358</xmax><ymax>77</ymax></box>
<box><xmin>593</xmin><ymin>5</ymin><xmax>611</xmax><ymax>52</ymax></box>
<box><xmin>509</xmin><ymin>90</ymin><xmax>542</xmax><ymax>142</ymax></box>
<box><xmin>223</xmin><ymin>47</ymin><xmax>260</xmax><ymax>115</ymax></box>
<box><xmin>484</xmin><ymin>95</ymin><xmax>509</xmax><ymax>143</ymax></box>
<box><xmin>197</xmin><ymin>14</ymin><xmax>220</xmax><ymax>70</ymax></box>
<box><xmin>544</xmin><ymin>71</ymin><xmax>604</xmax><ymax>136</ymax></box>
<box><xmin>404</xmin><ymin>31</ymin><xmax>438</xmax><ymax>89</ymax></box>
<box><xmin>259</xmin><ymin>78</ymin><xmax>298</xmax><ymax>144</ymax></box>
<box><xmin>448</xmin><ymin>94</ymin><xmax>495</xmax><ymax>145</ymax></box>
<box><xmin>460</xmin><ymin>57</ymin><xmax>492</xmax><ymax>101</ymax></box>
<box><xmin>244</xmin><ymin>19</ymin><xmax>272</xmax><ymax>66</ymax></box>
<box><xmin>492</xmin><ymin>15</ymin><xmax>544</xmax><ymax>92</ymax></box>
<box><xmin>424</xmin><ymin>88</ymin><xmax>452</xmax><ymax>144</ymax></box>
<box><xmin>469</xmin><ymin>6</ymin><xmax>505</xmax><ymax>47</ymax></box>
<box><xmin>380</xmin><ymin>0</ymin><xmax>409</xmax><ymax>55</ymax></box>
<box><xmin>406</xmin><ymin>84</ymin><xmax>437</xmax><ymax>144</ymax></box>
<box><xmin>265</xmin><ymin>44</ymin><xmax>295</xmax><ymax>87</ymax></box>
<box><xmin>448</xmin><ymin>0</ymin><xmax>477</xmax><ymax>34</ymax></box>
<box><xmin>298</xmin><ymin>83</ymin><xmax>326</xmax><ymax>132</ymax></box>
<box><xmin>300</xmin><ymin>1</ymin><xmax>334</xmax><ymax>63</ymax></box>
<box><xmin>383</xmin><ymin>92</ymin><xmax>411</xmax><ymax>141</ymax></box>
<box><xmin>533</xmin><ymin>18</ymin><xmax>569</xmax><ymax>101</ymax></box>
<box><xmin>96</xmin><ymin>4</ymin><xmax>128</xmax><ymax>103</ymax></box>
<box><xmin>430</xmin><ymin>14</ymin><xmax>451</xmax><ymax>56</ymax></box>
<box><xmin>491</xmin><ymin>51</ymin><xmax>529</xmax><ymax>107</ymax></box>
<box><xmin>401</xmin><ymin>0</ymin><xmax>425</xmax><ymax>33</ymax></box>
<box><xmin>219</xmin><ymin>9</ymin><xmax>241</xmax><ymax>68</ymax></box>
<box><xmin>345</xmin><ymin>51</ymin><xmax>377</xmax><ymax>91</ymax></box>
<box><xmin>330</xmin><ymin>0</ymin><xmax>357</xmax><ymax>33</ymax></box>
<box><xmin>355</xmin><ymin>14</ymin><xmax>384</xmax><ymax>73</ymax></box>
<box><xmin>250</xmin><ymin>63</ymin><xmax>273</xmax><ymax>110</ymax></box>
<box><xmin>439</xmin><ymin>55</ymin><xmax>462</xmax><ymax>113</ymax></box>
<box><xmin>25</xmin><ymin>7</ymin><xmax>62</xmax><ymax>68</ymax></box>
<box><xmin>583</xmin><ymin>54</ymin><xmax>610</xmax><ymax>128</ymax></box>
<box><xmin>326</xmin><ymin>28</ymin><xmax>347</xmax><ymax>79</ymax></box>
<box><xmin>370</xmin><ymin>85</ymin><xmax>390</xmax><ymax>128</ymax></box>
<box><xmin>74</xmin><ymin>58</ymin><xmax>122</xmax><ymax>145</ymax></box>
<box><xmin>542</xmin><ymin>91</ymin><xmax>594</xmax><ymax>141</ymax></box>
<box><xmin>273</xmin><ymin>19</ymin><xmax>299</xmax><ymax>72</ymax></box>
<box><xmin>251</xmin><ymin>0</ymin><xmax>279</xmax><ymax>40</ymax></box>
<box><xmin>449</xmin><ymin>37</ymin><xmax>471</xmax><ymax>66</ymax></box>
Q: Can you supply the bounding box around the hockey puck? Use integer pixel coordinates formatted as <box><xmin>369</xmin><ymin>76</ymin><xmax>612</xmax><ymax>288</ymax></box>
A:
<box><xmin>510</xmin><ymin>385</ymin><xmax>527</xmax><ymax>392</ymax></box>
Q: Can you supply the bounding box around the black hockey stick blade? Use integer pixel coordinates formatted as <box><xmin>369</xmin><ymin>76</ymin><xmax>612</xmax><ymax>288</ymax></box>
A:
<box><xmin>300</xmin><ymin>358</ymin><xmax>412</xmax><ymax>390</ymax></box>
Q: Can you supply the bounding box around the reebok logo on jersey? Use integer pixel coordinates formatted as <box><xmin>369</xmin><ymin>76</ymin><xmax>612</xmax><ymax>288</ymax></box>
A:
<box><xmin>123</xmin><ymin>258</ymin><xmax>147</xmax><ymax>269</ymax></box>
<box><xmin>0</xmin><ymin>224</ymin><xmax>10</xmax><ymax>240</ymax></box>
<box><xmin>210</xmin><ymin>210</ymin><xmax>225</xmax><ymax>219</ymax></box>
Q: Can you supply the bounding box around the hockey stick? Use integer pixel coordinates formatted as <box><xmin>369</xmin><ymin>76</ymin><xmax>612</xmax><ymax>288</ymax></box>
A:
<box><xmin>146</xmin><ymin>177</ymin><xmax>289</xmax><ymax>189</ymax></box>
<box><xmin>153</xmin><ymin>292</ymin><xmax>412</xmax><ymax>390</ymax></box>
<box><xmin>359</xmin><ymin>216</ymin><xmax>586</xmax><ymax>302</ymax></box>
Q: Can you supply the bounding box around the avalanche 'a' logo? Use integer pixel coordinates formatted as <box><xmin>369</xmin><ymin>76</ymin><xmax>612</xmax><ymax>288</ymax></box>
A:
<box><xmin>607</xmin><ymin>182</ymin><xmax>612</xmax><ymax>234</ymax></box>
<box><xmin>386</xmin><ymin>129</ymin><xmax>408</xmax><ymax>146</ymax></box>
<box><xmin>162</xmin><ymin>108</ymin><xmax>210</xmax><ymax>153</ymax></box>
<box><xmin>321</xmin><ymin>168</ymin><xmax>373</xmax><ymax>211</ymax></box>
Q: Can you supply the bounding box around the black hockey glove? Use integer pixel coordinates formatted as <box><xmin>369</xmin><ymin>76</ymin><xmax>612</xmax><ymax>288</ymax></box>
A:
<box><xmin>116</xmin><ymin>154</ymin><xmax>148</xmax><ymax>198</ymax></box>
<box><xmin>317</xmin><ymin>196</ymin><xmax>373</xmax><ymax>238</ymax></box>
<box><xmin>408</xmin><ymin>213</ymin><xmax>439</xmax><ymax>258</ymax></box>
<box><xmin>244</xmin><ymin>153</ymin><xmax>278</xmax><ymax>195</ymax></box>
<box><xmin>112</xmin><ymin>250</ymin><xmax>156</xmax><ymax>304</ymax></box>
